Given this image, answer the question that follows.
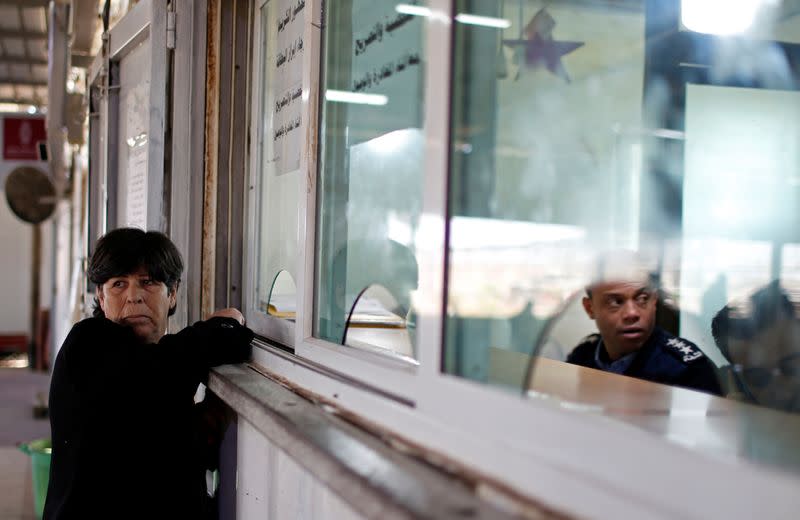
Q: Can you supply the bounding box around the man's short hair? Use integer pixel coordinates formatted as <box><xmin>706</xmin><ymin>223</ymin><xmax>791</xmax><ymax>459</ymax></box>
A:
<box><xmin>584</xmin><ymin>249</ymin><xmax>657</xmax><ymax>299</ymax></box>
<box><xmin>89</xmin><ymin>228</ymin><xmax>184</xmax><ymax>318</ymax></box>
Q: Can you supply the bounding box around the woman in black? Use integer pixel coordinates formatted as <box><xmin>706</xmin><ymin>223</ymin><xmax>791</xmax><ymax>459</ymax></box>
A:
<box><xmin>44</xmin><ymin>228</ymin><xmax>253</xmax><ymax>519</ymax></box>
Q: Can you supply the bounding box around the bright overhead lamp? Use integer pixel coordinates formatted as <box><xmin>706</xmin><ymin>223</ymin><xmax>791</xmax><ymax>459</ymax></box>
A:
<box><xmin>681</xmin><ymin>0</ymin><xmax>778</xmax><ymax>35</ymax></box>
<box><xmin>395</xmin><ymin>4</ymin><xmax>431</xmax><ymax>17</ymax></box>
<box><xmin>325</xmin><ymin>90</ymin><xmax>388</xmax><ymax>106</ymax></box>
<box><xmin>455</xmin><ymin>13</ymin><xmax>511</xmax><ymax>29</ymax></box>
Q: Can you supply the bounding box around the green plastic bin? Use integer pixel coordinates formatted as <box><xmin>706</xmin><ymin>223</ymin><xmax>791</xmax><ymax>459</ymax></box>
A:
<box><xmin>18</xmin><ymin>438</ymin><xmax>51</xmax><ymax>519</ymax></box>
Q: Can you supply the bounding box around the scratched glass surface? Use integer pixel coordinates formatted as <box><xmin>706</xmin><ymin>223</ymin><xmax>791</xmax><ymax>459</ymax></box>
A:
<box><xmin>444</xmin><ymin>0</ymin><xmax>800</xmax><ymax>474</ymax></box>
<box><xmin>312</xmin><ymin>0</ymin><xmax>426</xmax><ymax>361</ymax></box>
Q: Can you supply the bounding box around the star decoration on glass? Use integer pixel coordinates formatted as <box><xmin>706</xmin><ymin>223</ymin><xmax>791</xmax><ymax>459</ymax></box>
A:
<box><xmin>502</xmin><ymin>8</ymin><xmax>584</xmax><ymax>83</ymax></box>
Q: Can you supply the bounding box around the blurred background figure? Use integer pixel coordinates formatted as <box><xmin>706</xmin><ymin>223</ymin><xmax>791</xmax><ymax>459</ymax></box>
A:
<box><xmin>712</xmin><ymin>280</ymin><xmax>800</xmax><ymax>412</ymax></box>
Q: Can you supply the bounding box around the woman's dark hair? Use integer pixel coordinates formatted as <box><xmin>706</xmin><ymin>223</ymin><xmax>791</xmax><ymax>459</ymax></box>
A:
<box><xmin>89</xmin><ymin>228</ymin><xmax>183</xmax><ymax>318</ymax></box>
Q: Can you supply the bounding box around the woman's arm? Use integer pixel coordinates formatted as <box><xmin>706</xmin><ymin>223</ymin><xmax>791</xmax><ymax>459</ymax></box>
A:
<box><xmin>60</xmin><ymin>315</ymin><xmax>253</xmax><ymax>393</ymax></box>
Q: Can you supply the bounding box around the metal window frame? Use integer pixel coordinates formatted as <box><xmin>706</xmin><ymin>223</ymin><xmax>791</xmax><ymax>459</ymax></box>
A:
<box><xmin>84</xmin><ymin>0</ymin><xmax>185</xmax><ymax>321</ymax></box>
<box><xmin>243</xmin><ymin>0</ymin><xmax>302</xmax><ymax>347</ymax></box>
<box><xmin>169</xmin><ymin>0</ymin><xmax>211</xmax><ymax>329</ymax></box>
<box><xmin>105</xmin><ymin>0</ymin><xmax>170</xmax><ymax>232</ymax></box>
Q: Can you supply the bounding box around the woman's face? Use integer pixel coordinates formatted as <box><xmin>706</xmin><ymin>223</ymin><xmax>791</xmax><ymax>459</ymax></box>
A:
<box><xmin>97</xmin><ymin>266</ymin><xmax>176</xmax><ymax>344</ymax></box>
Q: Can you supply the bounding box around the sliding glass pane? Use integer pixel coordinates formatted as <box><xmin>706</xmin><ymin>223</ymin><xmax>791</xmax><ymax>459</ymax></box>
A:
<box><xmin>313</xmin><ymin>0</ymin><xmax>427</xmax><ymax>362</ymax></box>
<box><xmin>253</xmin><ymin>0</ymin><xmax>306</xmax><ymax>325</ymax></box>
<box><xmin>445</xmin><ymin>0</ymin><xmax>800</xmax><ymax>474</ymax></box>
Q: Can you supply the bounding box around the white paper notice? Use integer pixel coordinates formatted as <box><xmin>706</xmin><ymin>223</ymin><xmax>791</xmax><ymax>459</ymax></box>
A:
<box><xmin>266</xmin><ymin>0</ymin><xmax>305</xmax><ymax>176</ymax></box>
<box><xmin>124</xmin><ymin>81</ymin><xmax>149</xmax><ymax>229</ymax></box>
<box><xmin>126</xmin><ymin>140</ymin><xmax>148</xmax><ymax>229</ymax></box>
<box><xmin>347</xmin><ymin>0</ymin><xmax>424</xmax><ymax>145</ymax></box>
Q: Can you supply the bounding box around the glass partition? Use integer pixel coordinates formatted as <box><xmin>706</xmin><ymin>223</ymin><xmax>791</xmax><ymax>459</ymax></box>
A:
<box><xmin>253</xmin><ymin>0</ymin><xmax>306</xmax><ymax>323</ymax></box>
<box><xmin>446</xmin><ymin>0</ymin><xmax>800</xmax><ymax>473</ymax></box>
<box><xmin>446</xmin><ymin>0</ymin><xmax>649</xmax><ymax>386</ymax></box>
<box><xmin>313</xmin><ymin>0</ymin><xmax>426</xmax><ymax>361</ymax></box>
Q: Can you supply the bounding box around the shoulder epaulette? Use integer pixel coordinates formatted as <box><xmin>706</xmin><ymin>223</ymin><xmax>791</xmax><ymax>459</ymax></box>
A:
<box><xmin>663</xmin><ymin>336</ymin><xmax>705</xmax><ymax>363</ymax></box>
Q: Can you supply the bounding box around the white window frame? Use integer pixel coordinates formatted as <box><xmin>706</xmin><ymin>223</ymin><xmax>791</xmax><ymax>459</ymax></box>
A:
<box><xmin>243</xmin><ymin>1</ymin><xmax>800</xmax><ymax>518</ymax></box>
<box><xmin>244</xmin><ymin>0</ymin><xmax>301</xmax><ymax>348</ymax></box>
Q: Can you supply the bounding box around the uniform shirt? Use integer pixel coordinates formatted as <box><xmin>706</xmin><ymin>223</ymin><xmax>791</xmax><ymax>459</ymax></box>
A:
<box><xmin>566</xmin><ymin>327</ymin><xmax>722</xmax><ymax>395</ymax></box>
<box><xmin>593</xmin><ymin>337</ymin><xmax>637</xmax><ymax>374</ymax></box>
<box><xmin>44</xmin><ymin>316</ymin><xmax>253</xmax><ymax>520</ymax></box>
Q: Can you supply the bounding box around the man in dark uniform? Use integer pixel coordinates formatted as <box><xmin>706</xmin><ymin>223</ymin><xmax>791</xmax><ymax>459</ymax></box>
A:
<box><xmin>567</xmin><ymin>277</ymin><xmax>722</xmax><ymax>395</ymax></box>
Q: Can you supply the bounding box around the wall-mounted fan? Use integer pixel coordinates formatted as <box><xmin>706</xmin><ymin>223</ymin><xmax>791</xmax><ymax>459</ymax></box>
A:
<box><xmin>4</xmin><ymin>166</ymin><xmax>56</xmax><ymax>224</ymax></box>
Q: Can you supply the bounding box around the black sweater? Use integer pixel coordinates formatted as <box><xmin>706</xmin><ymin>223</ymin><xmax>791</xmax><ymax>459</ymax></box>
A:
<box><xmin>44</xmin><ymin>316</ymin><xmax>253</xmax><ymax>520</ymax></box>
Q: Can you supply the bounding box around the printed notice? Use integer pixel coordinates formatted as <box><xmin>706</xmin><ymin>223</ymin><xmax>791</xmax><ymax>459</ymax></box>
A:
<box><xmin>264</xmin><ymin>0</ymin><xmax>305</xmax><ymax>176</ymax></box>
<box><xmin>346</xmin><ymin>0</ymin><xmax>424</xmax><ymax>145</ymax></box>
<box><xmin>123</xmin><ymin>81</ymin><xmax>150</xmax><ymax>229</ymax></box>
<box><xmin>126</xmin><ymin>140</ymin><xmax>148</xmax><ymax>229</ymax></box>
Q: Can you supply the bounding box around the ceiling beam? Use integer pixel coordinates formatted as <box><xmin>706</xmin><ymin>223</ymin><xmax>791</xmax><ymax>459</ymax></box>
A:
<box><xmin>72</xmin><ymin>0</ymin><xmax>99</xmax><ymax>54</ymax></box>
<box><xmin>71</xmin><ymin>52</ymin><xmax>93</xmax><ymax>68</ymax></box>
<box><xmin>0</xmin><ymin>77</ymin><xmax>47</xmax><ymax>86</ymax></box>
<box><xmin>0</xmin><ymin>56</ymin><xmax>47</xmax><ymax>66</ymax></box>
<box><xmin>0</xmin><ymin>1</ymin><xmax>48</xmax><ymax>6</ymax></box>
<box><xmin>0</xmin><ymin>29</ymin><xmax>47</xmax><ymax>41</ymax></box>
<box><xmin>0</xmin><ymin>97</ymin><xmax>45</xmax><ymax>106</ymax></box>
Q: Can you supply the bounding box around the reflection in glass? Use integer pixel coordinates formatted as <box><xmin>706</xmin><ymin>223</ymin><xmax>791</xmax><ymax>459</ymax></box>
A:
<box><xmin>562</xmin><ymin>253</ymin><xmax>721</xmax><ymax>395</ymax></box>
<box><xmin>712</xmin><ymin>281</ymin><xmax>800</xmax><ymax>413</ymax></box>
<box><xmin>681</xmin><ymin>0</ymin><xmax>800</xmax><ymax>43</ymax></box>
<box><xmin>266</xmin><ymin>270</ymin><xmax>297</xmax><ymax>319</ymax></box>
<box><xmin>314</xmin><ymin>0</ymin><xmax>425</xmax><ymax>360</ymax></box>
<box><xmin>446</xmin><ymin>0</ymin><xmax>800</xmax><ymax>472</ymax></box>
<box><xmin>344</xmin><ymin>284</ymin><xmax>416</xmax><ymax>360</ymax></box>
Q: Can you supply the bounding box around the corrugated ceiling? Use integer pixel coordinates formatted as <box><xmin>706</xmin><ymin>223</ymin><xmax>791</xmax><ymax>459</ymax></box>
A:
<box><xmin>0</xmin><ymin>0</ymin><xmax>49</xmax><ymax>106</ymax></box>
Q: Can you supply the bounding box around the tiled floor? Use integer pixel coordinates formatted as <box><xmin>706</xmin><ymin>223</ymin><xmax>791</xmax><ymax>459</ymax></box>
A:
<box><xmin>0</xmin><ymin>447</ymin><xmax>36</xmax><ymax>519</ymax></box>
<box><xmin>0</xmin><ymin>367</ymin><xmax>51</xmax><ymax>519</ymax></box>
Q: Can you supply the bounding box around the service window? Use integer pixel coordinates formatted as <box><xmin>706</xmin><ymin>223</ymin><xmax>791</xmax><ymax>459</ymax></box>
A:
<box><xmin>444</xmin><ymin>0</ymin><xmax>800</xmax><ymax>472</ymax></box>
<box><xmin>313</xmin><ymin>0</ymin><xmax>427</xmax><ymax>362</ymax></box>
<box><xmin>247</xmin><ymin>0</ymin><xmax>308</xmax><ymax>345</ymax></box>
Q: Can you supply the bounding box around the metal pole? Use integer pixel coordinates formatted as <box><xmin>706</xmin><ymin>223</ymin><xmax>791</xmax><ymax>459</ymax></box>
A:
<box><xmin>30</xmin><ymin>224</ymin><xmax>41</xmax><ymax>370</ymax></box>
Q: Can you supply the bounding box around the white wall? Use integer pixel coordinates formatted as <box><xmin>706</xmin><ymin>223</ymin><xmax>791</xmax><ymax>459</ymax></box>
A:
<box><xmin>0</xmin><ymin>196</ymin><xmax>32</xmax><ymax>335</ymax></box>
<box><xmin>0</xmin><ymin>113</ymin><xmax>53</xmax><ymax>339</ymax></box>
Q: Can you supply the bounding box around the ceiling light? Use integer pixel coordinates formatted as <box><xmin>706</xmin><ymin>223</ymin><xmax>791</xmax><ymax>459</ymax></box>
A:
<box><xmin>325</xmin><ymin>90</ymin><xmax>388</xmax><ymax>106</ymax></box>
<box><xmin>395</xmin><ymin>4</ymin><xmax>431</xmax><ymax>17</ymax></box>
<box><xmin>455</xmin><ymin>13</ymin><xmax>511</xmax><ymax>29</ymax></box>
<box><xmin>681</xmin><ymin>0</ymin><xmax>778</xmax><ymax>35</ymax></box>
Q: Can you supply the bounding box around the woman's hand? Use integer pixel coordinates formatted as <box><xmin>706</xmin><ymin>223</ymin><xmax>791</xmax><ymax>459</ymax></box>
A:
<box><xmin>208</xmin><ymin>307</ymin><xmax>245</xmax><ymax>325</ymax></box>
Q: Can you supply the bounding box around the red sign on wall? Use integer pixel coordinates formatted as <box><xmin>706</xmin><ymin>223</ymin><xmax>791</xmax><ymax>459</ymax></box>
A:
<box><xmin>3</xmin><ymin>116</ymin><xmax>46</xmax><ymax>161</ymax></box>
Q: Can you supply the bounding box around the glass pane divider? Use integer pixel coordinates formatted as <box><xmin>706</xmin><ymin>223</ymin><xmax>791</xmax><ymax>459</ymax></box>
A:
<box><xmin>415</xmin><ymin>0</ymin><xmax>455</xmax><ymax>385</ymax></box>
<box><xmin>296</xmin><ymin>0</ymin><xmax>324</xmax><ymax>350</ymax></box>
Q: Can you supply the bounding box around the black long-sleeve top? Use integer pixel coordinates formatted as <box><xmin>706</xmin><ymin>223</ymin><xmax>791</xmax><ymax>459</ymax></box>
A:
<box><xmin>44</xmin><ymin>316</ymin><xmax>253</xmax><ymax>520</ymax></box>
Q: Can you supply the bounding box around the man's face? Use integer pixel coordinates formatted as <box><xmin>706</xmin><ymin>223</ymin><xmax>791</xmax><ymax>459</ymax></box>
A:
<box><xmin>726</xmin><ymin>317</ymin><xmax>800</xmax><ymax>412</ymax></box>
<box><xmin>582</xmin><ymin>281</ymin><xmax>657</xmax><ymax>360</ymax></box>
<box><xmin>97</xmin><ymin>266</ymin><xmax>176</xmax><ymax>344</ymax></box>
